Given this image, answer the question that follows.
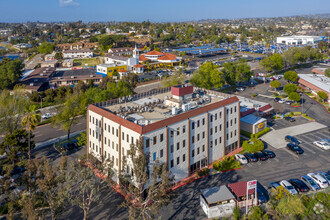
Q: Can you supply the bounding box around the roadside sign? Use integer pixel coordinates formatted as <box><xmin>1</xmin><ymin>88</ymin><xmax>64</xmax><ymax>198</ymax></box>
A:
<box><xmin>247</xmin><ymin>180</ymin><xmax>257</xmax><ymax>190</ymax></box>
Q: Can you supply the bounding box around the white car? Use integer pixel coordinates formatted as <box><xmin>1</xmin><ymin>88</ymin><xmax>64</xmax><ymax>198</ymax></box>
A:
<box><xmin>307</xmin><ymin>173</ymin><xmax>329</xmax><ymax>188</ymax></box>
<box><xmin>41</xmin><ymin>113</ymin><xmax>52</xmax><ymax>119</ymax></box>
<box><xmin>234</xmin><ymin>154</ymin><xmax>248</xmax><ymax>164</ymax></box>
<box><xmin>236</xmin><ymin>87</ymin><xmax>245</xmax><ymax>92</ymax></box>
<box><xmin>278</xmin><ymin>99</ymin><xmax>286</xmax><ymax>103</ymax></box>
<box><xmin>317</xmin><ymin>171</ymin><xmax>330</xmax><ymax>184</ymax></box>
<box><xmin>280</xmin><ymin>180</ymin><xmax>298</xmax><ymax>195</ymax></box>
<box><xmin>313</xmin><ymin>141</ymin><xmax>330</xmax><ymax>150</ymax></box>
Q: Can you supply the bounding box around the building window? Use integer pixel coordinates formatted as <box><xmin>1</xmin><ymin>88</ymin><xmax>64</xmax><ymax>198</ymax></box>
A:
<box><xmin>92</xmin><ymin>117</ymin><xmax>94</xmax><ymax>124</ymax></box>
<box><xmin>177</xmin><ymin>127</ymin><xmax>180</xmax><ymax>135</ymax></box>
<box><xmin>226</xmin><ymin>122</ymin><xmax>228</xmax><ymax>128</ymax></box>
<box><xmin>122</xmin><ymin>147</ymin><xmax>124</xmax><ymax>156</ymax></box>
<box><xmin>104</xmin><ymin>123</ymin><xmax>107</xmax><ymax>130</ymax></box>
<box><xmin>89</xmin><ymin>141</ymin><xmax>91</xmax><ymax>148</ymax></box>
<box><xmin>93</xmin><ymin>130</ymin><xmax>94</xmax><ymax>137</ymax></box>
<box><xmin>112</xmin><ymin>142</ymin><xmax>114</xmax><ymax>149</ymax></box>
<box><xmin>202</xmin><ymin>131</ymin><xmax>205</xmax><ymax>139</ymax></box>
<box><xmin>116</xmin><ymin>144</ymin><xmax>119</xmax><ymax>151</ymax></box>
<box><xmin>104</xmin><ymin>137</ymin><xmax>107</xmax><ymax>144</ymax></box>
<box><xmin>90</xmin><ymin>116</ymin><xmax>91</xmax><ymax>122</ymax></box>
<box><xmin>108</xmin><ymin>125</ymin><xmax>110</xmax><ymax>132</ymax></box>
<box><xmin>105</xmin><ymin>151</ymin><xmax>107</xmax><ymax>158</ymax></box>
<box><xmin>112</xmin><ymin>127</ymin><xmax>114</xmax><ymax>135</ymax></box>
<box><xmin>202</xmin><ymin>145</ymin><xmax>205</xmax><ymax>152</ymax></box>
<box><xmin>116</xmin><ymin>129</ymin><xmax>118</xmax><ymax>137</ymax></box>
<box><xmin>210</xmin><ymin>140</ymin><xmax>213</xmax><ymax>148</ymax></box>
<box><xmin>215</xmin><ymin>114</ymin><xmax>217</xmax><ymax>120</ymax></box>
<box><xmin>96</xmin><ymin>145</ymin><xmax>98</xmax><ymax>153</ymax></box>
<box><xmin>219</xmin><ymin>112</ymin><xmax>222</xmax><ymax>118</ymax></box>
<box><xmin>197</xmin><ymin>147</ymin><xmax>200</xmax><ymax>155</ymax></box>
<box><xmin>96</xmin><ymin>119</ymin><xmax>98</xmax><ymax>125</ymax></box>
<box><xmin>235</xmin><ymin>106</ymin><xmax>237</xmax><ymax>112</ymax></box>
<box><xmin>192</xmin><ymin>122</ymin><xmax>195</xmax><ymax>130</ymax></box>
<box><xmin>183</xmin><ymin>140</ymin><xmax>186</xmax><ymax>147</ymax></box>
<box><xmin>146</xmin><ymin>139</ymin><xmax>150</xmax><ymax>148</ymax></box>
<box><xmin>219</xmin><ymin>137</ymin><xmax>222</xmax><ymax>144</ymax></box>
<box><xmin>127</xmin><ymin>134</ymin><xmax>129</xmax><ymax>142</ymax></box>
<box><xmin>210</xmin><ymin>115</ymin><xmax>213</xmax><ymax>122</ymax></box>
<box><xmin>93</xmin><ymin>143</ymin><xmax>94</xmax><ymax>150</ymax></box>
<box><xmin>89</xmin><ymin>128</ymin><xmax>91</xmax><ymax>135</ymax></box>
<box><xmin>235</xmin><ymin>118</ymin><xmax>237</xmax><ymax>124</ymax></box>
<box><xmin>192</xmin><ymin>149</ymin><xmax>195</xmax><ymax>157</ymax></box>
<box><xmin>171</xmin><ymin>145</ymin><xmax>174</xmax><ymax>153</ymax></box>
<box><xmin>153</xmin><ymin>136</ymin><xmax>157</xmax><ymax>145</ymax></box>
<box><xmin>192</xmin><ymin>136</ymin><xmax>195</xmax><ymax>143</ymax></box>
<box><xmin>210</xmin><ymin>128</ymin><xmax>213</xmax><ymax>135</ymax></box>
<box><xmin>197</xmin><ymin>133</ymin><xmax>200</xmax><ymax>141</ymax></box>
<box><xmin>231</xmin><ymin>108</ymin><xmax>233</xmax><ymax>114</ymax></box>
<box><xmin>108</xmin><ymin>139</ymin><xmax>110</xmax><ymax>146</ymax></box>
<box><xmin>131</xmin><ymin>137</ymin><xmax>134</xmax><ymax>144</ymax></box>
<box><xmin>215</xmin><ymin>126</ymin><xmax>217</xmax><ymax>133</ymax></box>
<box><xmin>231</xmin><ymin>120</ymin><xmax>233</xmax><ymax>126</ymax></box>
<box><xmin>183</xmin><ymin>154</ymin><xmax>186</xmax><ymax>162</ymax></box>
<box><xmin>160</xmin><ymin>134</ymin><xmax>164</xmax><ymax>142</ymax></box>
<box><xmin>177</xmin><ymin>142</ymin><xmax>180</xmax><ymax>150</ymax></box>
<box><xmin>122</xmin><ymin>132</ymin><xmax>124</xmax><ymax>140</ymax></box>
<box><xmin>177</xmin><ymin>157</ymin><xmax>180</xmax><ymax>165</ymax></box>
<box><xmin>202</xmin><ymin>118</ymin><xmax>205</xmax><ymax>125</ymax></box>
<box><xmin>226</xmin><ymin>133</ymin><xmax>229</xmax><ymax>140</ymax></box>
<box><xmin>220</xmin><ymin>124</ymin><xmax>222</xmax><ymax>131</ymax></box>
<box><xmin>153</xmin><ymin>152</ymin><xmax>156</xmax><ymax>161</ymax></box>
<box><xmin>170</xmin><ymin>130</ymin><xmax>174</xmax><ymax>138</ymax></box>
<box><xmin>116</xmin><ymin>158</ymin><xmax>118</xmax><ymax>166</ymax></box>
<box><xmin>160</xmin><ymin>149</ymin><xmax>163</xmax><ymax>158</ymax></box>
<box><xmin>227</xmin><ymin>109</ymin><xmax>229</xmax><ymax>115</ymax></box>
<box><xmin>183</xmin><ymin>125</ymin><xmax>186</xmax><ymax>133</ymax></box>
<box><xmin>197</xmin><ymin>120</ymin><xmax>200</xmax><ymax>127</ymax></box>
<box><xmin>171</xmin><ymin>160</ymin><xmax>174</xmax><ymax>168</ymax></box>
<box><xmin>231</xmin><ymin>132</ymin><xmax>233</xmax><ymax>138</ymax></box>
<box><xmin>235</xmin><ymin>130</ymin><xmax>237</xmax><ymax>136</ymax></box>
<box><xmin>215</xmin><ymin>139</ymin><xmax>218</xmax><ymax>146</ymax></box>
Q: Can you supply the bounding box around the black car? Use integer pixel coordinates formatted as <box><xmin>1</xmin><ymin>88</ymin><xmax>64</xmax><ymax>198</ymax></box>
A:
<box><xmin>261</xmin><ymin>150</ymin><xmax>276</xmax><ymax>158</ymax></box>
<box><xmin>254</xmin><ymin>152</ymin><xmax>268</xmax><ymax>161</ymax></box>
<box><xmin>289</xmin><ymin>179</ymin><xmax>309</xmax><ymax>193</ymax></box>
<box><xmin>285</xmin><ymin>135</ymin><xmax>300</xmax><ymax>145</ymax></box>
<box><xmin>243</xmin><ymin>153</ymin><xmax>258</xmax><ymax>162</ymax></box>
<box><xmin>274</xmin><ymin>97</ymin><xmax>280</xmax><ymax>102</ymax></box>
<box><xmin>284</xmin><ymin>117</ymin><xmax>295</xmax><ymax>122</ymax></box>
<box><xmin>287</xmin><ymin>143</ymin><xmax>304</xmax><ymax>154</ymax></box>
<box><xmin>63</xmin><ymin>143</ymin><xmax>75</xmax><ymax>151</ymax></box>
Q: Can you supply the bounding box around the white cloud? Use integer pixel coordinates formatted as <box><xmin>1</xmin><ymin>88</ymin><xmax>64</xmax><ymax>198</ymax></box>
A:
<box><xmin>59</xmin><ymin>0</ymin><xmax>80</xmax><ymax>7</ymax></box>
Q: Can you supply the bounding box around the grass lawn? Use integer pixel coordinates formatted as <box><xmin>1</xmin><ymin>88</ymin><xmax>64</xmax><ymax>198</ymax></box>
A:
<box><xmin>73</xmin><ymin>58</ymin><xmax>100</xmax><ymax>67</ymax></box>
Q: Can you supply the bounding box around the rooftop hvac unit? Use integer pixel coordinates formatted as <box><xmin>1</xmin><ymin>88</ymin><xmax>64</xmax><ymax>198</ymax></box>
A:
<box><xmin>172</xmin><ymin>107</ymin><xmax>178</xmax><ymax>115</ymax></box>
<box><xmin>40</xmin><ymin>73</ymin><xmax>44</xmax><ymax>76</ymax></box>
<box><xmin>182</xmin><ymin>103</ymin><xmax>191</xmax><ymax>112</ymax></box>
<box><xmin>29</xmin><ymin>83</ymin><xmax>34</xmax><ymax>86</ymax></box>
<box><xmin>58</xmin><ymin>77</ymin><xmax>62</xmax><ymax>79</ymax></box>
<box><xmin>71</xmin><ymin>76</ymin><xmax>75</xmax><ymax>79</ymax></box>
<box><xmin>90</xmin><ymin>75</ymin><xmax>94</xmax><ymax>77</ymax></box>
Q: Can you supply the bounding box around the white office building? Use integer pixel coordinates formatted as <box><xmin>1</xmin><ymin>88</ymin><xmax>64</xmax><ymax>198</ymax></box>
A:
<box><xmin>87</xmin><ymin>85</ymin><xmax>241</xmax><ymax>183</ymax></box>
<box><xmin>63</xmin><ymin>49</ymin><xmax>94</xmax><ymax>59</ymax></box>
<box><xmin>276</xmin><ymin>36</ymin><xmax>323</xmax><ymax>45</ymax></box>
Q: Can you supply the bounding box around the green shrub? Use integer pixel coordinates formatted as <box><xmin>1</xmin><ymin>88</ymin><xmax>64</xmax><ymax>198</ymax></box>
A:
<box><xmin>213</xmin><ymin>156</ymin><xmax>241</xmax><ymax>172</ymax></box>
<box><xmin>240</xmin><ymin>130</ymin><xmax>253</xmax><ymax>138</ymax></box>
<box><xmin>293</xmin><ymin>112</ymin><xmax>302</xmax><ymax>115</ymax></box>
<box><xmin>289</xmin><ymin>112</ymin><xmax>294</xmax><ymax>116</ymax></box>
<box><xmin>281</xmin><ymin>94</ymin><xmax>288</xmax><ymax>98</ymax></box>
<box><xmin>254</xmin><ymin>127</ymin><xmax>270</xmax><ymax>138</ymax></box>
<box><xmin>252</xmin><ymin>94</ymin><xmax>257</xmax><ymax>97</ymax></box>
<box><xmin>38</xmin><ymin>118</ymin><xmax>52</xmax><ymax>126</ymax></box>
<box><xmin>242</xmin><ymin>138</ymin><xmax>264</xmax><ymax>153</ymax></box>
<box><xmin>274</xmin><ymin>92</ymin><xmax>279</xmax><ymax>97</ymax></box>
<box><xmin>196</xmin><ymin>168</ymin><xmax>210</xmax><ymax>177</ymax></box>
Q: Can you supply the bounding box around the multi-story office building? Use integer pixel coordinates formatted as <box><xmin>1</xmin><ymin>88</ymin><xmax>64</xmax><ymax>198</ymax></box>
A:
<box><xmin>87</xmin><ymin>85</ymin><xmax>241</xmax><ymax>183</ymax></box>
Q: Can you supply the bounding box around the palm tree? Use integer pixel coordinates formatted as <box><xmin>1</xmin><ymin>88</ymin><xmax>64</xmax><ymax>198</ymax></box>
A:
<box><xmin>21</xmin><ymin>105</ymin><xmax>41</xmax><ymax>160</ymax></box>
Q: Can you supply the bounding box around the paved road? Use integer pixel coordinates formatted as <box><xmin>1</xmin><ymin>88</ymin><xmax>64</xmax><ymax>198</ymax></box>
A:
<box><xmin>24</xmin><ymin>54</ymin><xmax>42</xmax><ymax>70</ymax></box>
<box><xmin>134</xmin><ymin>81</ymin><xmax>161</xmax><ymax>93</ymax></box>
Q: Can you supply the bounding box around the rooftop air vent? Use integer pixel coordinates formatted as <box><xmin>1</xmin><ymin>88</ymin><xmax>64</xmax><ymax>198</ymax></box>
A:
<box><xmin>71</xmin><ymin>76</ymin><xmax>75</xmax><ymax>79</ymax></box>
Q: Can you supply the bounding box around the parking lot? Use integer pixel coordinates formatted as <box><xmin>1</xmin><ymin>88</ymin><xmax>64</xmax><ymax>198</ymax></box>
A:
<box><xmin>270</xmin><ymin>117</ymin><xmax>310</xmax><ymax>130</ymax></box>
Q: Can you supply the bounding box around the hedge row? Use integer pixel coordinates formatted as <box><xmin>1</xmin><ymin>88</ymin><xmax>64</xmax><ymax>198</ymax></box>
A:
<box><xmin>196</xmin><ymin>168</ymin><xmax>210</xmax><ymax>177</ymax></box>
<box><xmin>253</xmin><ymin>127</ymin><xmax>270</xmax><ymax>138</ymax></box>
<box><xmin>213</xmin><ymin>156</ymin><xmax>241</xmax><ymax>172</ymax></box>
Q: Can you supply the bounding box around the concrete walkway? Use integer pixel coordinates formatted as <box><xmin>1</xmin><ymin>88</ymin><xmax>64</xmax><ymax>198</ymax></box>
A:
<box><xmin>260</xmin><ymin>122</ymin><xmax>327</xmax><ymax>149</ymax></box>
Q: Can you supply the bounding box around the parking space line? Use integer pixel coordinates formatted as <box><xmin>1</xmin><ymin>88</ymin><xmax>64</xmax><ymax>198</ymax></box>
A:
<box><xmin>282</xmin><ymin>148</ymin><xmax>300</xmax><ymax>160</ymax></box>
<box><xmin>302</xmin><ymin>145</ymin><xmax>316</xmax><ymax>154</ymax></box>
<box><xmin>304</xmin><ymin>142</ymin><xmax>325</xmax><ymax>152</ymax></box>
<box><xmin>313</xmin><ymin>133</ymin><xmax>329</xmax><ymax>140</ymax></box>
<box><xmin>274</xmin><ymin>158</ymin><xmax>279</xmax><ymax>162</ymax></box>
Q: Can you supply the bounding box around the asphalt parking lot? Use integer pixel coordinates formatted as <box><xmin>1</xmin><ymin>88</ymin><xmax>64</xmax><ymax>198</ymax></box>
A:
<box><xmin>270</xmin><ymin>117</ymin><xmax>310</xmax><ymax>130</ymax></box>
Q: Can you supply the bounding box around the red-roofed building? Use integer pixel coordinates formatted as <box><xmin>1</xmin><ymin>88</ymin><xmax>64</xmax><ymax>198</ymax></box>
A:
<box><xmin>171</xmin><ymin>85</ymin><xmax>194</xmax><ymax>100</ymax></box>
<box><xmin>228</xmin><ymin>181</ymin><xmax>257</xmax><ymax>209</ymax></box>
<box><xmin>133</xmin><ymin>64</ymin><xmax>144</xmax><ymax>74</ymax></box>
<box><xmin>139</xmin><ymin>50</ymin><xmax>182</xmax><ymax>65</ymax></box>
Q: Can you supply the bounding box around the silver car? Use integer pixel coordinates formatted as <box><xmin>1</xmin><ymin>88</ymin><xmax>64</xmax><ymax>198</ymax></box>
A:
<box><xmin>307</xmin><ymin>173</ymin><xmax>329</xmax><ymax>189</ymax></box>
<box><xmin>280</xmin><ymin>180</ymin><xmax>298</xmax><ymax>195</ymax></box>
<box><xmin>234</xmin><ymin>154</ymin><xmax>248</xmax><ymax>164</ymax></box>
<box><xmin>301</xmin><ymin>175</ymin><xmax>320</xmax><ymax>191</ymax></box>
<box><xmin>317</xmin><ymin>171</ymin><xmax>330</xmax><ymax>184</ymax></box>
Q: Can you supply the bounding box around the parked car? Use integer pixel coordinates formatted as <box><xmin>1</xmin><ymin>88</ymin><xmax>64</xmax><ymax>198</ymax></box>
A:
<box><xmin>280</xmin><ymin>180</ymin><xmax>298</xmax><ymax>195</ymax></box>
<box><xmin>313</xmin><ymin>141</ymin><xmax>330</xmax><ymax>150</ymax></box>
<box><xmin>254</xmin><ymin>152</ymin><xmax>268</xmax><ymax>161</ymax></box>
<box><xmin>284</xmin><ymin>117</ymin><xmax>295</xmax><ymax>122</ymax></box>
<box><xmin>269</xmin><ymin>182</ymin><xmax>282</xmax><ymax>192</ymax></box>
<box><xmin>278</xmin><ymin>99</ymin><xmax>286</xmax><ymax>103</ymax></box>
<box><xmin>289</xmin><ymin>179</ymin><xmax>310</xmax><ymax>193</ymax></box>
<box><xmin>285</xmin><ymin>135</ymin><xmax>301</xmax><ymax>145</ymax></box>
<box><xmin>274</xmin><ymin>97</ymin><xmax>280</xmax><ymax>102</ymax></box>
<box><xmin>41</xmin><ymin>113</ymin><xmax>52</xmax><ymax>119</ymax></box>
<box><xmin>236</xmin><ymin>87</ymin><xmax>245</xmax><ymax>92</ymax></box>
<box><xmin>307</xmin><ymin>173</ymin><xmax>329</xmax><ymax>188</ymax></box>
<box><xmin>301</xmin><ymin>175</ymin><xmax>320</xmax><ymax>191</ymax></box>
<box><xmin>261</xmin><ymin>150</ymin><xmax>276</xmax><ymax>158</ymax></box>
<box><xmin>63</xmin><ymin>143</ymin><xmax>75</xmax><ymax>151</ymax></box>
<box><xmin>257</xmin><ymin>188</ymin><xmax>267</xmax><ymax>203</ymax></box>
<box><xmin>234</xmin><ymin>154</ymin><xmax>248</xmax><ymax>164</ymax></box>
<box><xmin>243</xmin><ymin>153</ymin><xmax>258</xmax><ymax>162</ymax></box>
<box><xmin>287</xmin><ymin>143</ymin><xmax>304</xmax><ymax>154</ymax></box>
<box><xmin>285</xmin><ymin>100</ymin><xmax>292</xmax><ymax>105</ymax></box>
<box><xmin>317</xmin><ymin>171</ymin><xmax>330</xmax><ymax>184</ymax></box>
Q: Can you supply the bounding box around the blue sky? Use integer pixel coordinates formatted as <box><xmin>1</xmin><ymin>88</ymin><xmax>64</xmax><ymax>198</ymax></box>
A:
<box><xmin>0</xmin><ymin>0</ymin><xmax>329</xmax><ymax>22</ymax></box>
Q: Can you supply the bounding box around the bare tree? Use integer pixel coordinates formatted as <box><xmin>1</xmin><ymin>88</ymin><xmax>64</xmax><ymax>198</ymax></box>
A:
<box><xmin>120</xmin><ymin>141</ymin><xmax>174</xmax><ymax>220</ymax></box>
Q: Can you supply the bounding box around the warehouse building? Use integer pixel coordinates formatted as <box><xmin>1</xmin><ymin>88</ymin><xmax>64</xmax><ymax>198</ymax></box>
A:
<box><xmin>276</xmin><ymin>36</ymin><xmax>323</xmax><ymax>45</ymax></box>
<box><xmin>87</xmin><ymin>86</ymin><xmax>241</xmax><ymax>183</ymax></box>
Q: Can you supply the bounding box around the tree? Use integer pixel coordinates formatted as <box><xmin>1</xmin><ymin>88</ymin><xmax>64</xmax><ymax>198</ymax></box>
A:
<box><xmin>276</xmin><ymin>195</ymin><xmax>306</xmax><ymax>218</ymax></box>
<box><xmin>161</xmin><ymin>72</ymin><xmax>185</xmax><ymax>88</ymax></box>
<box><xmin>288</xmin><ymin>92</ymin><xmax>301</xmax><ymax>103</ymax></box>
<box><xmin>0</xmin><ymin>129</ymin><xmax>30</xmax><ymax>167</ymax></box>
<box><xmin>242</xmin><ymin>138</ymin><xmax>264</xmax><ymax>153</ymax></box>
<box><xmin>52</xmin><ymin>93</ymin><xmax>87</xmax><ymax>144</ymax></box>
<box><xmin>21</xmin><ymin>104</ymin><xmax>41</xmax><ymax>160</ymax></box>
<box><xmin>36</xmin><ymin>157</ymin><xmax>70</xmax><ymax>220</ymax></box>
<box><xmin>38</xmin><ymin>42</ymin><xmax>54</xmax><ymax>54</ymax></box>
<box><xmin>77</xmin><ymin>132</ymin><xmax>87</xmax><ymax>147</ymax></box>
<box><xmin>190</xmin><ymin>62</ymin><xmax>225</xmax><ymax>89</ymax></box>
<box><xmin>260</xmin><ymin>54</ymin><xmax>283</xmax><ymax>72</ymax></box>
<box><xmin>0</xmin><ymin>58</ymin><xmax>25</xmax><ymax>90</ymax></box>
<box><xmin>270</xmin><ymin>80</ymin><xmax>281</xmax><ymax>91</ymax></box>
<box><xmin>222</xmin><ymin>60</ymin><xmax>252</xmax><ymax>85</ymax></box>
<box><xmin>325</xmin><ymin>68</ymin><xmax>330</xmax><ymax>78</ymax></box>
<box><xmin>283</xmin><ymin>83</ymin><xmax>297</xmax><ymax>94</ymax></box>
<box><xmin>317</xmin><ymin>91</ymin><xmax>328</xmax><ymax>101</ymax></box>
<box><xmin>120</xmin><ymin>141</ymin><xmax>174</xmax><ymax>220</ymax></box>
<box><xmin>68</xmin><ymin>156</ymin><xmax>113</xmax><ymax>220</ymax></box>
<box><xmin>248</xmin><ymin>206</ymin><xmax>263</xmax><ymax>220</ymax></box>
<box><xmin>89</xmin><ymin>36</ymin><xmax>98</xmax><ymax>43</ymax></box>
<box><xmin>284</xmin><ymin>71</ymin><xmax>298</xmax><ymax>83</ymax></box>
<box><xmin>54</xmin><ymin>52</ymin><xmax>62</xmax><ymax>60</ymax></box>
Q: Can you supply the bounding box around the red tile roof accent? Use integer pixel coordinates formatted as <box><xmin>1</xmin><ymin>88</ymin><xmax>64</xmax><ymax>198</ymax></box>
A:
<box><xmin>240</xmin><ymin>108</ymin><xmax>255</xmax><ymax>117</ymax></box>
<box><xmin>171</xmin><ymin>85</ymin><xmax>193</xmax><ymax>97</ymax></box>
<box><xmin>258</xmin><ymin>104</ymin><xmax>272</xmax><ymax>112</ymax></box>
<box><xmin>88</xmin><ymin>96</ymin><xmax>239</xmax><ymax>135</ymax></box>
<box><xmin>144</xmin><ymin>50</ymin><xmax>164</xmax><ymax>56</ymax></box>
<box><xmin>228</xmin><ymin>181</ymin><xmax>255</xmax><ymax>197</ymax></box>
<box><xmin>118</xmin><ymin>69</ymin><xmax>128</xmax><ymax>72</ymax></box>
<box><xmin>312</xmin><ymin>68</ymin><xmax>325</xmax><ymax>75</ymax></box>
<box><xmin>133</xmin><ymin>64</ymin><xmax>144</xmax><ymax>68</ymax></box>
<box><xmin>298</xmin><ymin>78</ymin><xmax>330</xmax><ymax>95</ymax></box>
<box><xmin>139</xmin><ymin>55</ymin><xmax>148</xmax><ymax>62</ymax></box>
<box><xmin>157</xmin><ymin>53</ymin><xmax>177</xmax><ymax>60</ymax></box>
